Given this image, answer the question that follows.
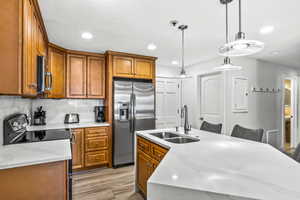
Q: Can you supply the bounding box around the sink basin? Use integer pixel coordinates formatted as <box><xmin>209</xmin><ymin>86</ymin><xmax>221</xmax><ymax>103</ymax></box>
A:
<box><xmin>150</xmin><ymin>132</ymin><xmax>180</xmax><ymax>139</ymax></box>
<box><xmin>165</xmin><ymin>137</ymin><xmax>200</xmax><ymax>144</ymax></box>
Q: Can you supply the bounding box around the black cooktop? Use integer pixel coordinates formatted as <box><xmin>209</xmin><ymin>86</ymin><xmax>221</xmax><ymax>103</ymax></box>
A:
<box><xmin>10</xmin><ymin>129</ymin><xmax>71</xmax><ymax>144</ymax></box>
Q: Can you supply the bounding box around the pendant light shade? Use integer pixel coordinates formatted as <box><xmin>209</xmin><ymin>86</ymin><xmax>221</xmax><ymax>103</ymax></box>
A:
<box><xmin>214</xmin><ymin>57</ymin><xmax>242</xmax><ymax>71</ymax></box>
<box><xmin>216</xmin><ymin>0</ymin><xmax>242</xmax><ymax>71</ymax></box>
<box><xmin>219</xmin><ymin>0</ymin><xmax>264</xmax><ymax>57</ymax></box>
<box><xmin>219</xmin><ymin>39</ymin><xmax>264</xmax><ymax>57</ymax></box>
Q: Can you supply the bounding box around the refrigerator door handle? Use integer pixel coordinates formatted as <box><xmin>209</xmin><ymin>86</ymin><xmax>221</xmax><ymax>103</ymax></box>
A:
<box><xmin>129</xmin><ymin>93</ymin><xmax>133</xmax><ymax>133</ymax></box>
<box><xmin>132</xmin><ymin>93</ymin><xmax>136</xmax><ymax>132</ymax></box>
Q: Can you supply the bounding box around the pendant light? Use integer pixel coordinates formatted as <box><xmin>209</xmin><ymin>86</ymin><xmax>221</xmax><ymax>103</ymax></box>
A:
<box><xmin>215</xmin><ymin>0</ymin><xmax>242</xmax><ymax>71</ymax></box>
<box><xmin>178</xmin><ymin>24</ymin><xmax>191</xmax><ymax>78</ymax></box>
<box><xmin>219</xmin><ymin>0</ymin><xmax>264</xmax><ymax>57</ymax></box>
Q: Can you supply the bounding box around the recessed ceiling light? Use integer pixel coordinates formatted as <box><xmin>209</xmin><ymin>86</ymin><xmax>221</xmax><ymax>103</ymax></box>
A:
<box><xmin>271</xmin><ymin>51</ymin><xmax>279</xmax><ymax>55</ymax></box>
<box><xmin>172</xmin><ymin>60</ymin><xmax>179</xmax><ymax>65</ymax></box>
<box><xmin>260</xmin><ymin>26</ymin><xmax>274</xmax><ymax>35</ymax></box>
<box><xmin>81</xmin><ymin>32</ymin><xmax>93</xmax><ymax>40</ymax></box>
<box><xmin>147</xmin><ymin>43</ymin><xmax>157</xmax><ymax>50</ymax></box>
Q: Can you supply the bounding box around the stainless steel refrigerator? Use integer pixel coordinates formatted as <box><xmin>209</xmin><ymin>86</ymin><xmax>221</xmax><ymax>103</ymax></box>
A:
<box><xmin>113</xmin><ymin>80</ymin><xmax>155</xmax><ymax>167</ymax></box>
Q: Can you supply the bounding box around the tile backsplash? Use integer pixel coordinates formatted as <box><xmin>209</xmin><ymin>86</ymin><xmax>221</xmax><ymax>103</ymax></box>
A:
<box><xmin>32</xmin><ymin>99</ymin><xmax>103</xmax><ymax>124</ymax></box>
<box><xmin>0</xmin><ymin>96</ymin><xmax>104</xmax><ymax>145</ymax></box>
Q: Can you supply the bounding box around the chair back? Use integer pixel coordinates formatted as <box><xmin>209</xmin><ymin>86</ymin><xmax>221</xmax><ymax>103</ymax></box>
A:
<box><xmin>231</xmin><ymin>125</ymin><xmax>264</xmax><ymax>142</ymax></box>
<box><xmin>293</xmin><ymin>143</ymin><xmax>300</xmax><ymax>162</ymax></box>
<box><xmin>200</xmin><ymin>121</ymin><xmax>222</xmax><ymax>134</ymax></box>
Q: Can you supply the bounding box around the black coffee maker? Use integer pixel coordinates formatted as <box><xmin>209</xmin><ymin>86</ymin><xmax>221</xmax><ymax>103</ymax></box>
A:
<box><xmin>94</xmin><ymin>106</ymin><xmax>105</xmax><ymax>122</ymax></box>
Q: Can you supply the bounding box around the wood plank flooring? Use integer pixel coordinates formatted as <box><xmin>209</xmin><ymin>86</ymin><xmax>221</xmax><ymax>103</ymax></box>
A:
<box><xmin>72</xmin><ymin>166</ymin><xmax>144</xmax><ymax>200</ymax></box>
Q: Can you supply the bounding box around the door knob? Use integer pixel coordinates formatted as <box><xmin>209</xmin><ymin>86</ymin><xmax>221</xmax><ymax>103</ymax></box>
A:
<box><xmin>199</xmin><ymin>117</ymin><xmax>204</xmax><ymax>121</ymax></box>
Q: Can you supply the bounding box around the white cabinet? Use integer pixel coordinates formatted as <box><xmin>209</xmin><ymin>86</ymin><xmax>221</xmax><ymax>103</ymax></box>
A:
<box><xmin>232</xmin><ymin>77</ymin><xmax>249</xmax><ymax>113</ymax></box>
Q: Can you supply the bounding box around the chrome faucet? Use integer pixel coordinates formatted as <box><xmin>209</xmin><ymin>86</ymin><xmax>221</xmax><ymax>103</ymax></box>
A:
<box><xmin>182</xmin><ymin>105</ymin><xmax>191</xmax><ymax>134</ymax></box>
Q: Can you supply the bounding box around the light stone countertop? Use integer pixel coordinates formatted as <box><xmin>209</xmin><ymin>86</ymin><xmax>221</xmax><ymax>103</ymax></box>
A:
<box><xmin>136</xmin><ymin>128</ymin><xmax>300</xmax><ymax>200</ymax></box>
<box><xmin>27</xmin><ymin>122</ymin><xmax>110</xmax><ymax>131</ymax></box>
<box><xmin>0</xmin><ymin>140</ymin><xmax>71</xmax><ymax>170</ymax></box>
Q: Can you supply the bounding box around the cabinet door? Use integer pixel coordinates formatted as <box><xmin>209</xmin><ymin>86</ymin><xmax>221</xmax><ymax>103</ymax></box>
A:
<box><xmin>85</xmin><ymin>150</ymin><xmax>108</xmax><ymax>167</ymax></box>
<box><xmin>137</xmin><ymin>150</ymin><xmax>152</xmax><ymax>195</ymax></box>
<box><xmin>37</xmin><ymin>24</ymin><xmax>47</xmax><ymax>56</ymax></box>
<box><xmin>67</xmin><ymin>54</ymin><xmax>87</xmax><ymax>98</ymax></box>
<box><xmin>23</xmin><ymin>0</ymin><xmax>37</xmax><ymax>96</ymax></box>
<box><xmin>47</xmin><ymin>47</ymin><xmax>65</xmax><ymax>98</ymax></box>
<box><xmin>87</xmin><ymin>56</ymin><xmax>105</xmax><ymax>98</ymax></box>
<box><xmin>113</xmin><ymin>56</ymin><xmax>134</xmax><ymax>78</ymax></box>
<box><xmin>72</xmin><ymin>129</ymin><xmax>85</xmax><ymax>170</ymax></box>
<box><xmin>134</xmin><ymin>59</ymin><xmax>153</xmax><ymax>79</ymax></box>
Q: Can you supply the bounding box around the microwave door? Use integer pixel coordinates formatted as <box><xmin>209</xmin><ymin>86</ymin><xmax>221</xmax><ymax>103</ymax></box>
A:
<box><xmin>37</xmin><ymin>56</ymin><xmax>45</xmax><ymax>94</ymax></box>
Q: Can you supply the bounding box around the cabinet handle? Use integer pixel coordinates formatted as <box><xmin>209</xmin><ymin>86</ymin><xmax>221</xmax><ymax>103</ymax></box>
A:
<box><xmin>71</xmin><ymin>131</ymin><xmax>76</xmax><ymax>144</ymax></box>
<box><xmin>28</xmin><ymin>84</ymin><xmax>37</xmax><ymax>89</ymax></box>
<box><xmin>45</xmin><ymin>72</ymin><xmax>53</xmax><ymax>91</ymax></box>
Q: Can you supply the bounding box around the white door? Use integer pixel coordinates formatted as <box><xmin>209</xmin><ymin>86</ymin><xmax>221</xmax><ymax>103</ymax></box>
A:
<box><xmin>199</xmin><ymin>73</ymin><xmax>224</xmax><ymax>132</ymax></box>
<box><xmin>156</xmin><ymin>78</ymin><xmax>181</xmax><ymax>129</ymax></box>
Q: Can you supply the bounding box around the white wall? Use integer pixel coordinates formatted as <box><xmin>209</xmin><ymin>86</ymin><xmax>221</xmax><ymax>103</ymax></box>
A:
<box><xmin>182</xmin><ymin>57</ymin><xmax>300</xmax><ymax>148</ymax></box>
<box><xmin>156</xmin><ymin>65</ymin><xmax>180</xmax><ymax>77</ymax></box>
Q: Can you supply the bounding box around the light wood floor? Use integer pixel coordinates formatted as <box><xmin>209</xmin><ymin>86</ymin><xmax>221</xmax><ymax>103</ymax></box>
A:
<box><xmin>72</xmin><ymin>166</ymin><xmax>144</xmax><ymax>200</ymax></box>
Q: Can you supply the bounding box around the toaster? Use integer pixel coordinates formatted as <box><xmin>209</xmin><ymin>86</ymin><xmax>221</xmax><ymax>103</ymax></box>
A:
<box><xmin>64</xmin><ymin>113</ymin><xmax>80</xmax><ymax>124</ymax></box>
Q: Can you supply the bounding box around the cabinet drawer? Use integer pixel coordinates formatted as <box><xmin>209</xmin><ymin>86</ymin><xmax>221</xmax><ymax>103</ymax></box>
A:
<box><xmin>85</xmin><ymin>150</ymin><xmax>108</xmax><ymax>167</ymax></box>
<box><xmin>85</xmin><ymin>136</ymin><xmax>108</xmax><ymax>152</ymax></box>
<box><xmin>85</xmin><ymin>127</ymin><xmax>108</xmax><ymax>138</ymax></box>
<box><xmin>151</xmin><ymin>143</ymin><xmax>168</xmax><ymax>161</ymax></box>
<box><xmin>137</xmin><ymin>137</ymin><xmax>151</xmax><ymax>155</ymax></box>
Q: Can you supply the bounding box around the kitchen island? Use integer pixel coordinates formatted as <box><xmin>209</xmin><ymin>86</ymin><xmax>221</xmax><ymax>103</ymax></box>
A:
<box><xmin>135</xmin><ymin>128</ymin><xmax>300</xmax><ymax>200</ymax></box>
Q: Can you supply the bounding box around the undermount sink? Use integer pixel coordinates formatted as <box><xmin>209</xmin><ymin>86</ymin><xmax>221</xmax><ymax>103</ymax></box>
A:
<box><xmin>165</xmin><ymin>137</ymin><xmax>200</xmax><ymax>144</ymax></box>
<box><xmin>150</xmin><ymin>132</ymin><xmax>180</xmax><ymax>139</ymax></box>
<box><xmin>150</xmin><ymin>132</ymin><xmax>200</xmax><ymax>144</ymax></box>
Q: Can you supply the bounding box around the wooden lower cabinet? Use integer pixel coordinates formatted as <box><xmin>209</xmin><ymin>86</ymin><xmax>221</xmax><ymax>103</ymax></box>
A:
<box><xmin>85</xmin><ymin>150</ymin><xmax>108</xmax><ymax>167</ymax></box>
<box><xmin>71</xmin><ymin>128</ymin><xmax>85</xmax><ymax>170</ymax></box>
<box><xmin>72</xmin><ymin>127</ymin><xmax>110</xmax><ymax>170</ymax></box>
<box><xmin>136</xmin><ymin>136</ymin><xmax>168</xmax><ymax>196</ymax></box>
<box><xmin>0</xmin><ymin>161</ymin><xmax>68</xmax><ymax>200</ymax></box>
<box><xmin>137</xmin><ymin>150</ymin><xmax>153</xmax><ymax>195</ymax></box>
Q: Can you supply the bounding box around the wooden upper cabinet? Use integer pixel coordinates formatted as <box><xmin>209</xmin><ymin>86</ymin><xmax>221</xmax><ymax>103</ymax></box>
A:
<box><xmin>66</xmin><ymin>54</ymin><xmax>87</xmax><ymax>98</ymax></box>
<box><xmin>37</xmin><ymin>24</ymin><xmax>47</xmax><ymax>56</ymax></box>
<box><xmin>0</xmin><ymin>0</ymin><xmax>22</xmax><ymax>95</ymax></box>
<box><xmin>112</xmin><ymin>55</ymin><xmax>154</xmax><ymax>79</ymax></box>
<box><xmin>47</xmin><ymin>47</ymin><xmax>65</xmax><ymax>98</ymax></box>
<box><xmin>23</xmin><ymin>0</ymin><xmax>38</xmax><ymax>96</ymax></box>
<box><xmin>134</xmin><ymin>59</ymin><xmax>153</xmax><ymax>79</ymax></box>
<box><xmin>87</xmin><ymin>56</ymin><xmax>105</xmax><ymax>98</ymax></box>
<box><xmin>113</xmin><ymin>56</ymin><xmax>134</xmax><ymax>78</ymax></box>
<box><xmin>72</xmin><ymin>129</ymin><xmax>85</xmax><ymax>170</ymax></box>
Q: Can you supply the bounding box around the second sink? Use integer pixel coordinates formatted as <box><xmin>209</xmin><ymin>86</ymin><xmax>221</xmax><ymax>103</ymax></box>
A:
<box><xmin>150</xmin><ymin>132</ymin><xmax>180</xmax><ymax>139</ymax></box>
<box><xmin>165</xmin><ymin>137</ymin><xmax>200</xmax><ymax>144</ymax></box>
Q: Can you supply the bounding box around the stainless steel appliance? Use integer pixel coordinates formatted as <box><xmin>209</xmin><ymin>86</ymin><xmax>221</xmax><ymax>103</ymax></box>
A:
<box><xmin>94</xmin><ymin>106</ymin><xmax>105</xmax><ymax>122</ymax></box>
<box><xmin>64</xmin><ymin>113</ymin><xmax>80</xmax><ymax>124</ymax></box>
<box><xmin>3</xmin><ymin>113</ymin><xmax>73</xmax><ymax>200</ymax></box>
<box><xmin>113</xmin><ymin>80</ymin><xmax>155</xmax><ymax>167</ymax></box>
<box><xmin>37</xmin><ymin>55</ymin><xmax>46</xmax><ymax>94</ymax></box>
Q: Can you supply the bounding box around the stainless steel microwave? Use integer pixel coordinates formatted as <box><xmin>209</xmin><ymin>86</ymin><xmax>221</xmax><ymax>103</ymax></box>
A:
<box><xmin>37</xmin><ymin>56</ymin><xmax>52</xmax><ymax>94</ymax></box>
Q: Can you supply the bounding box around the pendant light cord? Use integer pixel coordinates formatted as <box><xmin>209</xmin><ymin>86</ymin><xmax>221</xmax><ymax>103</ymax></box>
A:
<box><xmin>239</xmin><ymin>0</ymin><xmax>242</xmax><ymax>33</ymax></box>
<box><xmin>182</xmin><ymin>28</ymin><xmax>185</xmax><ymax>72</ymax></box>
<box><xmin>226</xmin><ymin>1</ymin><xmax>229</xmax><ymax>44</ymax></box>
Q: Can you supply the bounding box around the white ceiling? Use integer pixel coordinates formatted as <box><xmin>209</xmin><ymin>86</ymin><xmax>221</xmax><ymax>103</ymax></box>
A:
<box><xmin>39</xmin><ymin>0</ymin><xmax>300</xmax><ymax>68</ymax></box>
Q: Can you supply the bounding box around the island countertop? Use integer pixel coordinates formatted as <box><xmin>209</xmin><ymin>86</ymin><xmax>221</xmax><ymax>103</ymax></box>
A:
<box><xmin>0</xmin><ymin>140</ymin><xmax>71</xmax><ymax>170</ymax></box>
<box><xmin>136</xmin><ymin>128</ymin><xmax>300</xmax><ymax>200</ymax></box>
